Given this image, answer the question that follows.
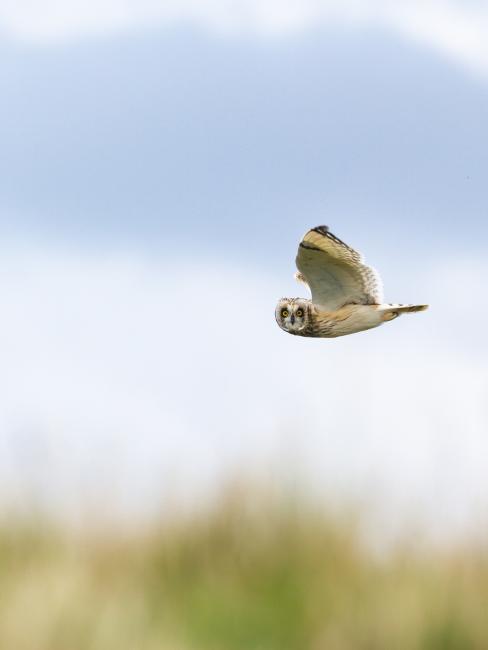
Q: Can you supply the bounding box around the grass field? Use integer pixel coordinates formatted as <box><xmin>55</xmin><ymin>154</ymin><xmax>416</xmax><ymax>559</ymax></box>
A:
<box><xmin>1</xmin><ymin>489</ymin><xmax>487</xmax><ymax>650</ymax></box>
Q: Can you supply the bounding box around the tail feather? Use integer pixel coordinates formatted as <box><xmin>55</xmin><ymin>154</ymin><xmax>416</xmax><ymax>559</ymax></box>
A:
<box><xmin>388</xmin><ymin>303</ymin><xmax>428</xmax><ymax>314</ymax></box>
<box><xmin>379</xmin><ymin>303</ymin><xmax>428</xmax><ymax>321</ymax></box>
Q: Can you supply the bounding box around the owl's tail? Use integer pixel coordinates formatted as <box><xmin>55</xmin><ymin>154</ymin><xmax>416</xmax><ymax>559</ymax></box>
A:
<box><xmin>379</xmin><ymin>303</ymin><xmax>429</xmax><ymax>321</ymax></box>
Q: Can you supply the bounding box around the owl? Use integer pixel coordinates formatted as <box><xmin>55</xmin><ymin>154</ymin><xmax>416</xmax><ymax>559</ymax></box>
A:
<box><xmin>276</xmin><ymin>225</ymin><xmax>428</xmax><ymax>338</ymax></box>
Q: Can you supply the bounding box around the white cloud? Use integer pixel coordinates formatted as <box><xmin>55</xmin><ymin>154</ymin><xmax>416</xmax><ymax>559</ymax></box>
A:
<box><xmin>0</xmin><ymin>243</ymin><xmax>486</xmax><ymax>543</ymax></box>
<box><xmin>385</xmin><ymin>2</ymin><xmax>488</xmax><ymax>76</ymax></box>
<box><xmin>1</xmin><ymin>1</ymin><xmax>488</xmax><ymax>76</ymax></box>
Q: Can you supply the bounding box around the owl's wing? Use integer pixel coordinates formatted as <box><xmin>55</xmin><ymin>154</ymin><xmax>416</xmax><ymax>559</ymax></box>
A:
<box><xmin>295</xmin><ymin>226</ymin><xmax>383</xmax><ymax>310</ymax></box>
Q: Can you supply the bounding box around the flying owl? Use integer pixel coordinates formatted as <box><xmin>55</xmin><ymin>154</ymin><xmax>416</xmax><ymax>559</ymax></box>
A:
<box><xmin>276</xmin><ymin>226</ymin><xmax>428</xmax><ymax>338</ymax></box>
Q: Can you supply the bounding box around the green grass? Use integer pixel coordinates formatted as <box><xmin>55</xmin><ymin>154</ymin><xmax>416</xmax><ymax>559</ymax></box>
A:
<box><xmin>0</xmin><ymin>490</ymin><xmax>488</xmax><ymax>649</ymax></box>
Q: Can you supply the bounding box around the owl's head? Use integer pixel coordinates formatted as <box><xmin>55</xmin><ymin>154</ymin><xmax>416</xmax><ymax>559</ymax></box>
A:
<box><xmin>275</xmin><ymin>298</ymin><xmax>310</xmax><ymax>334</ymax></box>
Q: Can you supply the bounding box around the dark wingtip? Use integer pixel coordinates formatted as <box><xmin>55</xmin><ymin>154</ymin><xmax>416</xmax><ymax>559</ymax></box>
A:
<box><xmin>311</xmin><ymin>225</ymin><xmax>329</xmax><ymax>235</ymax></box>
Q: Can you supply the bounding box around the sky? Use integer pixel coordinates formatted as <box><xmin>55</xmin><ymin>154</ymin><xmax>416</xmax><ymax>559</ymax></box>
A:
<box><xmin>0</xmin><ymin>0</ymin><xmax>487</xmax><ymax>543</ymax></box>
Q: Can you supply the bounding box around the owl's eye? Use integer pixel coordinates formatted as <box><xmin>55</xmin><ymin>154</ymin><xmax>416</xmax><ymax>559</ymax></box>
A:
<box><xmin>281</xmin><ymin>309</ymin><xmax>289</xmax><ymax>318</ymax></box>
<box><xmin>296</xmin><ymin>309</ymin><xmax>304</xmax><ymax>317</ymax></box>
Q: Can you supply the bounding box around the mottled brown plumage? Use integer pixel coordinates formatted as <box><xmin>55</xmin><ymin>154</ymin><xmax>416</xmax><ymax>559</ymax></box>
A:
<box><xmin>275</xmin><ymin>226</ymin><xmax>428</xmax><ymax>338</ymax></box>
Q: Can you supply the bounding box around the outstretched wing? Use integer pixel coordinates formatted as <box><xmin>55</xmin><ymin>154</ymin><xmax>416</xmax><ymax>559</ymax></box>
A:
<box><xmin>295</xmin><ymin>226</ymin><xmax>383</xmax><ymax>310</ymax></box>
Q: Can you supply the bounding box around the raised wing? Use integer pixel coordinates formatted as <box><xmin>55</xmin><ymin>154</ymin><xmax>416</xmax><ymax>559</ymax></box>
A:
<box><xmin>295</xmin><ymin>226</ymin><xmax>383</xmax><ymax>310</ymax></box>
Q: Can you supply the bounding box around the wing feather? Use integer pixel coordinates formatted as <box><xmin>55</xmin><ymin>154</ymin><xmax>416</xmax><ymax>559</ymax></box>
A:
<box><xmin>295</xmin><ymin>226</ymin><xmax>383</xmax><ymax>310</ymax></box>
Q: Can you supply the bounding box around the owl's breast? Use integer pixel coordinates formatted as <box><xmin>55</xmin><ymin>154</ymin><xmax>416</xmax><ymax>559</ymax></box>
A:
<box><xmin>309</xmin><ymin>304</ymin><xmax>383</xmax><ymax>338</ymax></box>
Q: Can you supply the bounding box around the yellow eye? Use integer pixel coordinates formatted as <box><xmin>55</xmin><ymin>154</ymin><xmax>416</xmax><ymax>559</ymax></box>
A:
<box><xmin>281</xmin><ymin>309</ymin><xmax>289</xmax><ymax>318</ymax></box>
<box><xmin>296</xmin><ymin>309</ymin><xmax>304</xmax><ymax>317</ymax></box>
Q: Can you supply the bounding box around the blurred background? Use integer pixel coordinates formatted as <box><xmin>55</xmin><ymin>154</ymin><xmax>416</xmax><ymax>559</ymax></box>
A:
<box><xmin>0</xmin><ymin>1</ymin><xmax>488</xmax><ymax>647</ymax></box>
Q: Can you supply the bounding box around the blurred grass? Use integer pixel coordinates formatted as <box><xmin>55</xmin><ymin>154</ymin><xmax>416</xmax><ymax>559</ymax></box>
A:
<box><xmin>1</xmin><ymin>488</ymin><xmax>488</xmax><ymax>650</ymax></box>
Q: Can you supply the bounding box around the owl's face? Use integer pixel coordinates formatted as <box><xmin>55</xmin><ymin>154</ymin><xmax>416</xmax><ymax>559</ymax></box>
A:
<box><xmin>275</xmin><ymin>298</ymin><xmax>310</xmax><ymax>334</ymax></box>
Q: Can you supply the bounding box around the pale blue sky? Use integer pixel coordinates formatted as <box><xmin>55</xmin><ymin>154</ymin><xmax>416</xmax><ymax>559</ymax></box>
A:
<box><xmin>0</xmin><ymin>3</ymin><xmax>487</xmax><ymax>539</ymax></box>
<box><xmin>1</xmin><ymin>23</ymin><xmax>487</xmax><ymax>263</ymax></box>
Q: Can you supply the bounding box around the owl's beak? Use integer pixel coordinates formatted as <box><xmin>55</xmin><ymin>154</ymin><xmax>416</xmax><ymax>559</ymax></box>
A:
<box><xmin>290</xmin><ymin>314</ymin><xmax>295</xmax><ymax>325</ymax></box>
